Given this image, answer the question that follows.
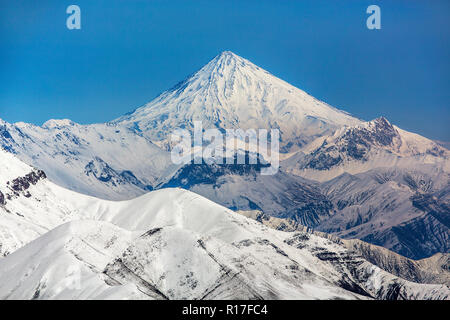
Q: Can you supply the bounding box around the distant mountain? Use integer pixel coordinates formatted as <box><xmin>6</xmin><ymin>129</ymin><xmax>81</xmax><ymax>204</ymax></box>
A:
<box><xmin>114</xmin><ymin>51</ymin><xmax>361</xmax><ymax>151</ymax></box>
<box><xmin>282</xmin><ymin>117</ymin><xmax>448</xmax><ymax>181</ymax></box>
<box><xmin>1</xmin><ymin>52</ymin><xmax>445</xmax><ymax>200</ymax></box>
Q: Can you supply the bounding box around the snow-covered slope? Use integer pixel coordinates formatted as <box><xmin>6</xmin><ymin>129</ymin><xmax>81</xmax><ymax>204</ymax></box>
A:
<box><xmin>114</xmin><ymin>51</ymin><xmax>361</xmax><ymax>150</ymax></box>
<box><xmin>0</xmin><ymin>148</ymin><xmax>100</xmax><ymax>256</ymax></box>
<box><xmin>0</xmin><ymin>220</ymin><xmax>147</xmax><ymax>299</ymax></box>
<box><xmin>1</xmin><ymin>188</ymin><xmax>449</xmax><ymax>300</ymax></box>
<box><xmin>0</xmin><ymin>119</ymin><xmax>171</xmax><ymax>200</ymax></box>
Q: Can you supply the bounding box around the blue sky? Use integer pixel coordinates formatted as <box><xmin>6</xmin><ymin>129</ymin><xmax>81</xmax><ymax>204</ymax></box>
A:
<box><xmin>1</xmin><ymin>0</ymin><xmax>449</xmax><ymax>140</ymax></box>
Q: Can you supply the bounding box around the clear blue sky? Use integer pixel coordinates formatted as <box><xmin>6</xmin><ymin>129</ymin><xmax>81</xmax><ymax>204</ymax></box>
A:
<box><xmin>1</xmin><ymin>0</ymin><xmax>449</xmax><ymax>140</ymax></box>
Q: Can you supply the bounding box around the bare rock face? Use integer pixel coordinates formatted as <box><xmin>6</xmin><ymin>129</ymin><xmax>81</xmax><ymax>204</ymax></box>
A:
<box><xmin>342</xmin><ymin>239</ymin><xmax>450</xmax><ymax>286</ymax></box>
<box><xmin>0</xmin><ymin>190</ymin><xmax>5</xmax><ymax>205</ymax></box>
<box><xmin>303</xmin><ymin>117</ymin><xmax>399</xmax><ymax>170</ymax></box>
<box><xmin>3</xmin><ymin>169</ymin><xmax>47</xmax><ymax>204</ymax></box>
<box><xmin>10</xmin><ymin>170</ymin><xmax>46</xmax><ymax>193</ymax></box>
<box><xmin>84</xmin><ymin>157</ymin><xmax>152</xmax><ymax>191</ymax></box>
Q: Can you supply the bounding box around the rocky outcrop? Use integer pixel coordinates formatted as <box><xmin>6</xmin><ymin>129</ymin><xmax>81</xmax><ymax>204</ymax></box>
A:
<box><xmin>10</xmin><ymin>170</ymin><xmax>46</xmax><ymax>193</ymax></box>
<box><xmin>2</xmin><ymin>169</ymin><xmax>47</xmax><ymax>204</ymax></box>
<box><xmin>0</xmin><ymin>190</ymin><xmax>5</xmax><ymax>205</ymax></box>
<box><xmin>237</xmin><ymin>210</ymin><xmax>450</xmax><ymax>286</ymax></box>
<box><xmin>304</xmin><ymin>117</ymin><xmax>399</xmax><ymax>170</ymax></box>
<box><xmin>342</xmin><ymin>239</ymin><xmax>450</xmax><ymax>285</ymax></box>
<box><xmin>0</xmin><ymin>123</ymin><xmax>16</xmax><ymax>153</ymax></box>
<box><xmin>84</xmin><ymin>157</ymin><xmax>152</xmax><ymax>191</ymax></box>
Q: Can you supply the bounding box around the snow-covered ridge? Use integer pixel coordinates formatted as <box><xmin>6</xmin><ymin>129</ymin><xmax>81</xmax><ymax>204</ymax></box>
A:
<box><xmin>303</xmin><ymin>116</ymin><xmax>448</xmax><ymax>160</ymax></box>
<box><xmin>1</xmin><ymin>186</ymin><xmax>449</xmax><ymax>299</ymax></box>
<box><xmin>283</xmin><ymin>117</ymin><xmax>449</xmax><ymax>182</ymax></box>
<box><xmin>42</xmin><ymin>119</ymin><xmax>75</xmax><ymax>129</ymax></box>
<box><xmin>0</xmin><ymin>146</ymin><xmax>36</xmax><ymax>186</ymax></box>
<box><xmin>0</xmin><ymin>118</ymin><xmax>172</xmax><ymax>200</ymax></box>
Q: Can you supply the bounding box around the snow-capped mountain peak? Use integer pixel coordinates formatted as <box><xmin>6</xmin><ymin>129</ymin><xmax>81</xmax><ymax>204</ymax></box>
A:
<box><xmin>42</xmin><ymin>119</ymin><xmax>75</xmax><ymax>129</ymax></box>
<box><xmin>114</xmin><ymin>51</ymin><xmax>361</xmax><ymax>150</ymax></box>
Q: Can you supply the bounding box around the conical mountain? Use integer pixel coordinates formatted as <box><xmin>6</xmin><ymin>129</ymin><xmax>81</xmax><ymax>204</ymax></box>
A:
<box><xmin>115</xmin><ymin>51</ymin><xmax>361</xmax><ymax>150</ymax></box>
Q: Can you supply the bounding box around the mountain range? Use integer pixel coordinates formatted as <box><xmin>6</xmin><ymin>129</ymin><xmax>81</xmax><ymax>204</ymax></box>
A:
<box><xmin>0</xmin><ymin>148</ymin><xmax>448</xmax><ymax>299</ymax></box>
